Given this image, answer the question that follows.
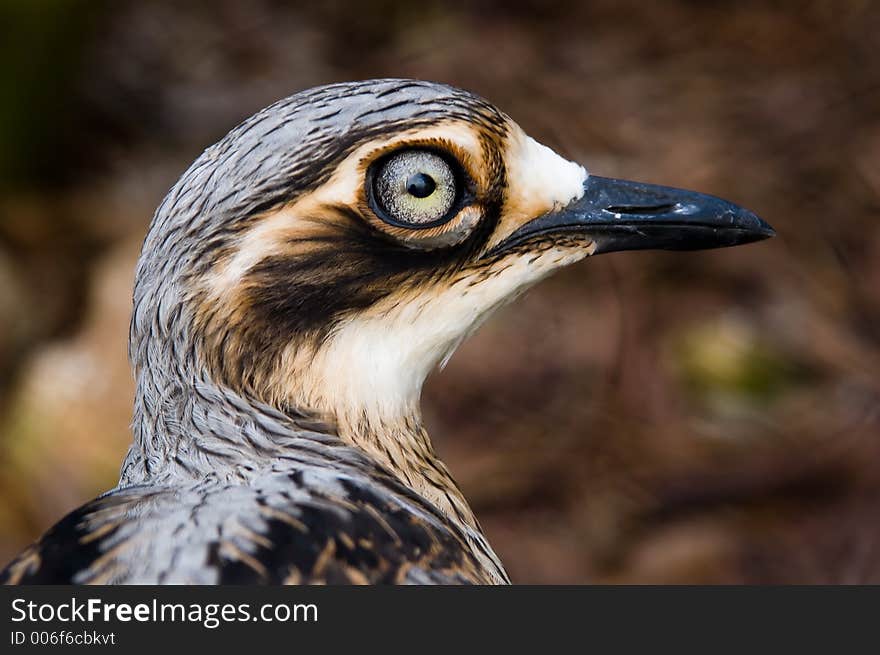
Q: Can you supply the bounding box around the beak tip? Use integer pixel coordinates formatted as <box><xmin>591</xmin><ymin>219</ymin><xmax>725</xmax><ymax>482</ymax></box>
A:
<box><xmin>741</xmin><ymin>210</ymin><xmax>776</xmax><ymax>243</ymax></box>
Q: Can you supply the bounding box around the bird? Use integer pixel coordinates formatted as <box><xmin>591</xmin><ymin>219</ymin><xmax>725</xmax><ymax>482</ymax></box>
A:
<box><xmin>1</xmin><ymin>79</ymin><xmax>773</xmax><ymax>584</ymax></box>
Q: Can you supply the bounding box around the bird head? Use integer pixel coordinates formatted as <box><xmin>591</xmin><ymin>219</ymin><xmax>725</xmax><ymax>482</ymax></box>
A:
<box><xmin>133</xmin><ymin>79</ymin><xmax>773</xmax><ymax>446</ymax></box>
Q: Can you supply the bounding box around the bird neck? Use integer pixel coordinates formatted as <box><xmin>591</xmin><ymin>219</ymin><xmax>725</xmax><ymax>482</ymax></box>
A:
<box><xmin>252</xmin><ymin>302</ymin><xmax>487</xmax><ymax>532</ymax></box>
<box><xmin>123</xmin><ymin>335</ymin><xmax>506</xmax><ymax>582</ymax></box>
<box><xmin>123</xmin><ymin>352</ymin><xmax>482</xmax><ymax>540</ymax></box>
<box><xmin>124</xmin><ymin>276</ymin><xmax>493</xmax><ymax>569</ymax></box>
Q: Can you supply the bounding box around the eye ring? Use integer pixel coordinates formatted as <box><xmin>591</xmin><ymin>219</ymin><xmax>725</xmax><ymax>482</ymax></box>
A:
<box><xmin>366</xmin><ymin>147</ymin><xmax>471</xmax><ymax>229</ymax></box>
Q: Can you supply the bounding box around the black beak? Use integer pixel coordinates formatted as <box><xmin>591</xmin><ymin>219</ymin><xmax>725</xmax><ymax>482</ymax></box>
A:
<box><xmin>492</xmin><ymin>175</ymin><xmax>775</xmax><ymax>256</ymax></box>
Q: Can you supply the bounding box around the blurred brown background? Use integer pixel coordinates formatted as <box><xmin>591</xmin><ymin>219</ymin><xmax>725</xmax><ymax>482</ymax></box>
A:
<box><xmin>1</xmin><ymin>0</ymin><xmax>878</xmax><ymax>583</ymax></box>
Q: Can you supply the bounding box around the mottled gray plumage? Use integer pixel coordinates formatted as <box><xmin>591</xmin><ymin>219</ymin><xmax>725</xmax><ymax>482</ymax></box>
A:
<box><xmin>3</xmin><ymin>80</ymin><xmax>510</xmax><ymax>584</ymax></box>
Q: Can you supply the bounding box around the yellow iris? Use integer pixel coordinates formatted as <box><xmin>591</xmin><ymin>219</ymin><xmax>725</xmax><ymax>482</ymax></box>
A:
<box><xmin>374</xmin><ymin>150</ymin><xmax>456</xmax><ymax>226</ymax></box>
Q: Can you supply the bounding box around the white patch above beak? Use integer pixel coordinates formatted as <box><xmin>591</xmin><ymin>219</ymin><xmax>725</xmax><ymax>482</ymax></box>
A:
<box><xmin>510</xmin><ymin>133</ymin><xmax>588</xmax><ymax>207</ymax></box>
<box><xmin>490</xmin><ymin>128</ymin><xmax>588</xmax><ymax>250</ymax></box>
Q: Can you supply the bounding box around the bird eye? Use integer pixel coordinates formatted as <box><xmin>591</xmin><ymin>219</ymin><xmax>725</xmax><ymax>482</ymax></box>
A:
<box><xmin>370</xmin><ymin>150</ymin><xmax>458</xmax><ymax>228</ymax></box>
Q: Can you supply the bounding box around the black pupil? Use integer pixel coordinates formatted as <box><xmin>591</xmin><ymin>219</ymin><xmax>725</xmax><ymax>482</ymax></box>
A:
<box><xmin>406</xmin><ymin>172</ymin><xmax>436</xmax><ymax>198</ymax></box>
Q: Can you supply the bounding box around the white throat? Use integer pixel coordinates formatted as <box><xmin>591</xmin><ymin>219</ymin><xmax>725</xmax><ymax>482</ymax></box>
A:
<box><xmin>291</xmin><ymin>245</ymin><xmax>590</xmax><ymax>433</ymax></box>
